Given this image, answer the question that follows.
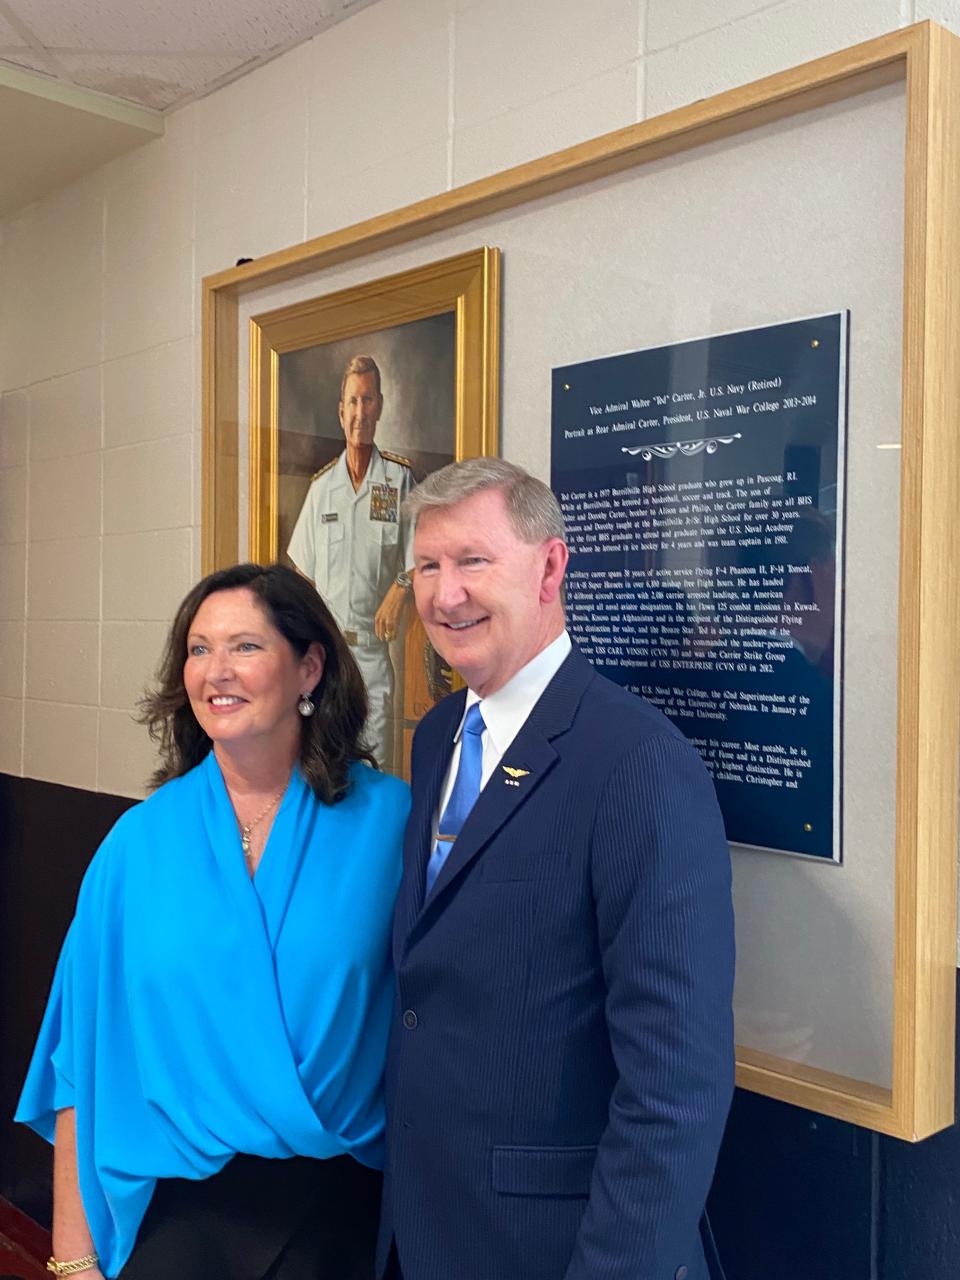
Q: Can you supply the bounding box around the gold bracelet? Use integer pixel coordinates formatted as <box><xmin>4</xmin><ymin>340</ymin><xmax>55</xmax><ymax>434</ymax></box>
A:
<box><xmin>46</xmin><ymin>1254</ymin><xmax>99</xmax><ymax>1276</ymax></box>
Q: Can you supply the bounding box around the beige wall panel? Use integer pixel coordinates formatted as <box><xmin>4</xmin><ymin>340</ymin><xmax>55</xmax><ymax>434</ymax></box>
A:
<box><xmin>102</xmin><ymin>527</ymin><xmax>192</xmax><ymax>622</ymax></box>
<box><xmin>0</xmin><ymin>178</ymin><xmax>103</xmax><ymax>389</ymax></box>
<box><xmin>103</xmin><ymin>340</ymin><xmax>194</xmax><ymax>449</ymax></box>
<box><xmin>0</xmin><ymin>543</ymin><xmax>26</xmax><ymax>621</ymax></box>
<box><xmin>28</xmin><ymin>367</ymin><xmax>102</xmax><ymax>462</ymax></box>
<box><xmin>0</xmin><ymin>466</ymin><xmax>26</xmax><ymax>543</ymax></box>
<box><xmin>25</xmin><ymin>620</ymin><xmax>100</xmax><ymax>705</ymax></box>
<box><xmin>103</xmin><ymin>132</ymin><xmax>194</xmax><ymax>277</ymax></box>
<box><xmin>645</xmin><ymin>0</ymin><xmax>903</xmax><ymax>115</ymax></box>
<box><xmin>0</xmin><ymin>696</ymin><xmax>23</xmax><ymax>774</ymax></box>
<box><xmin>306</xmin><ymin>0</ymin><xmax>448</xmax><ymax>172</ymax></box>
<box><xmin>453</xmin><ymin>65</ymin><xmax>638</xmax><ymax>186</ymax></box>
<box><xmin>302</xmin><ymin>0</ymin><xmax>450</xmax><ymax>240</ymax></box>
<box><xmin>0</xmin><ymin>389</ymin><xmax>28</xmax><ymax>468</ymax></box>
<box><xmin>29</xmin><ymin>451</ymin><xmax>101</xmax><ymax>542</ymax></box>
<box><xmin>37</xmin><ymin>282</ymin><xmax>104</xmax><ymax>386</ymax></box>
<box><xmin>193</xmin><ymin>42</ymin><xmax>308</xmax><ymax>138</ymax></box>
<box><xmin>453</xmin><ymin>0</ymin><xmax>640</xmax><ymax>128</ymax></box>
<box><xmin>193</xmin><ymin>63</ymin><xmax>306</xmax><ymax>283</ymax></box>
<box><xmin>98</xmin><ymin>707</ymin><xmax>157</xmax><ymax>800</ymax></box>
<box><xmin>917</xmin><ymin>0</ymin><xmax>960</xmax><ymax>30</ymax></box>
<box><xmin>100</xmin><ymin>620</ymin><xmax>168</xmax><ymax>709</ymax></box>
<box><xmin>28</xmin><ymin>536</ymin><xmax>100</xmax><ymax>621</ymax></box>
<box><xmin>103</xmin><ymin>437</ymin><xmax>192</xmax><ymax>535</ymax></box>
<box><xmin>0</xmin><ymin>210</ymin><xmax>44</xmax><ymax>389</ymax></box>
<box><xmin>306</xmin><ymin>142</ymin><xmax>449</xmax><ymax>247</ymax></box>
<box><xmin>0</xmin><ymin>620</ymin><xmax>25</xmax><ymax>700</ymax></box>
<box><xmin>196</xmin><ymin>203</ymin><xmax>306</xmax><ymax>287</ymax></box>
<box><xmin>23</xmin><ymin>180</ymin><xmax>104</xmax><ymax>386</ymax></box>
<box><xmin>103</xmin><ymin>244</ymin><xmax>194</xmax><ymax>363</ymax></box>
<box><xmin>647</xmin><ymin>0</ymin><xmax>791</xmax><ymax>50</ymax></box>
<box><xmin>23</xmin><ymin>700</ymin><xmax>98</xmax><ymax>790</ymax></box>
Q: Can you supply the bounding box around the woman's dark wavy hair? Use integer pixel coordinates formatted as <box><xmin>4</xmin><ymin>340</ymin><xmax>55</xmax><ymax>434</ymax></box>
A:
<box><xmin>139</xmin><ymin>562</ymin><xmax>375</xmax><ymax>803</ymax></box>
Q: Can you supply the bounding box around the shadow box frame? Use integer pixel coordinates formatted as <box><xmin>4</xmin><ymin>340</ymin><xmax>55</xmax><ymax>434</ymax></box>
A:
<box><xmin>202</xmin><ymin>21</ymin><xmax>960</xmax><ymax>1140</ymax></box>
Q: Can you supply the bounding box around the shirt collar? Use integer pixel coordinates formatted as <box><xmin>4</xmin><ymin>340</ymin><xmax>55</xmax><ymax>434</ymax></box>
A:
<box><xmin>333</xmin><ymin>443</ymin><xmax>382</xmax><ymax>492</ymax></box>
<box><xmin>455</xmin><ymin>630</ymin><xmax>572</xmax><ymax>756</ymax></box>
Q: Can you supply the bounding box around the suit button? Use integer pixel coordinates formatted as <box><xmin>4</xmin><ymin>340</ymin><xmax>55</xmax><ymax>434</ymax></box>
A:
<box><xmin>402</xmin><ymin>1009</ymin><xmax>418</xmax><ymax>1029</ymax></box>
<box><xmin>675</xmin><ymin>1268</ymin><xmax>688</xmax><ymax>1280</ymax></box>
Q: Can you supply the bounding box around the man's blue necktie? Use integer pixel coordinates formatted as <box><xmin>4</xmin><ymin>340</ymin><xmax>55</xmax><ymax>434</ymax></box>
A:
<box><xmin>425</xmin><ymin>702</ymin><xmax>486</xmax><ymax>897</ymax></box>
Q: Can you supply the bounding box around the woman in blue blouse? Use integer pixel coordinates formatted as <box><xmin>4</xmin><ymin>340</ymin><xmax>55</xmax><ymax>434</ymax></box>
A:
<box><xmin>17</xmin><ymin>563</ymin><xmax>411</xmax><ymax>1280</ymax></box>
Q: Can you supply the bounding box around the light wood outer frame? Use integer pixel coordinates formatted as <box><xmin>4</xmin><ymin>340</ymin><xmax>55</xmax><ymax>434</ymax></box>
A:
<box><xmin>202</xmin><ymin>21</ymin><xmax>960</xmax><ymax>1140</ymax></box>
<box><xmin>248</xmin><ymin>248</ymin><xmax>500</xmax><ymax>562</ymax></box>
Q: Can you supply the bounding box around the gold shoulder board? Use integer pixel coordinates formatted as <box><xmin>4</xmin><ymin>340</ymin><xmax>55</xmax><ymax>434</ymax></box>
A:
<box><xmin>380</xmin><ymin>450</ymin><xmax>413</xmax><ymax>469</ymax></box>
<box><xmin>310</xmin><ymin>456</ymin><xmax>339</xmax><ymax>481</ymax></box>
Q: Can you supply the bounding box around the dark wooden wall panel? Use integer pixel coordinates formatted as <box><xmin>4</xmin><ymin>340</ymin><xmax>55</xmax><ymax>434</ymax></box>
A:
<box><xmin>709</xmin><ymin>1088</ymin><xmax>874</xmax><ymax>1277</ymax></box>
<box><xmin>0</xmin><ymin>774</ymin><xmax>134</xmax><ymax>1225</ymax></box>
<box><xmin>879</xmin><ymin>983</ymin><xmax>960</xmax><ymax>1279</ymax></box>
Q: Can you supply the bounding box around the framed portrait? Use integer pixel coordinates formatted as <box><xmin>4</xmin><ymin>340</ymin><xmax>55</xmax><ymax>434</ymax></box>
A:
<box><xmin>247</xmin><ymin>247</ymin><xmax>500</xmax><ymax>778</ymax></box>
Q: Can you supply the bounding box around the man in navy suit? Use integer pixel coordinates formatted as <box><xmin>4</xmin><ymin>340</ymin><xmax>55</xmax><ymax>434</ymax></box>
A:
<box><xmin>379</xmin><ymin>458</ymin><xmax>734</xmax><ymax>1280</ymax></box>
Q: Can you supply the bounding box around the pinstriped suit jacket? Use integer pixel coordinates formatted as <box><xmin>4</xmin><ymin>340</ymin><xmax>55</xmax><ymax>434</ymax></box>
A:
<box><xmin>378</xmin><ymin>648</ymin><xmax>734</xmax><ymax>1280</ymax></box>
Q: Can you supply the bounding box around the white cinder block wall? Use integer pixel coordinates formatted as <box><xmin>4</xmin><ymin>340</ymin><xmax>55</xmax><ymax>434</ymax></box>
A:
<box><xmin>0</xmin><ymin>0</ymin><xmax>956</xmax><ymax>800</ymax></box>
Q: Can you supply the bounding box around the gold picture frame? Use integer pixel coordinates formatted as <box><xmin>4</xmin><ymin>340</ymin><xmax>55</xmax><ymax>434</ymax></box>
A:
<box><xmin>203</xmin><ymin>24</ymin><xmax>960</xmax><ymax>1139</ymax></box>
<box><xmin>247</xmin><ymin>247</ymin><xmax>499</xmax><ymax>777</ymax></box>
<box><xmin>248</xmin><ymin>247</ymin><xmax>500</xmax><ymax>563</ymax></box>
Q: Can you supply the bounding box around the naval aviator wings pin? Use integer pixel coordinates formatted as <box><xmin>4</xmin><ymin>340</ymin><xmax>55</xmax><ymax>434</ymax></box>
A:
<box><xmin>502</xmin><ymin>765</ymin><xmax>530</xmax><ymax>788</ymax></box>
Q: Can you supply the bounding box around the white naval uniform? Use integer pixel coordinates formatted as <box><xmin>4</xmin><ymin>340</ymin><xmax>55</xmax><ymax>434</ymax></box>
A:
<box><xmin>288</xmin><ymin>444</ymin><xmax>415</xmax><ymax>771</ymax></box>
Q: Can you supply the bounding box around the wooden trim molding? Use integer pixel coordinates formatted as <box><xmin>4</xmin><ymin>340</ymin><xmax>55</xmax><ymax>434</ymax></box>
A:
<box><xmin>201</xmin><ymin>21</ymin><xmax>960</xmax><ymax>1138</ymax></box>
<box><xmin>891</xmin><ymin>20</ymin><xmax>960</xmax><ymax>1141</ymax></box>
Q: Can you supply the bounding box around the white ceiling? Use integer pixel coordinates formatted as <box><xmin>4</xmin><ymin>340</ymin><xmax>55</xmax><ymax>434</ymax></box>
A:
<box><xmin>0</xmin><ymin>0</ymin><xmax>386</xmax><ymax>217</ymax></box>
<box><xmin>0</xmin><ymin>0</ymin><xmax>385</xmax><ymax>109</ymax></box>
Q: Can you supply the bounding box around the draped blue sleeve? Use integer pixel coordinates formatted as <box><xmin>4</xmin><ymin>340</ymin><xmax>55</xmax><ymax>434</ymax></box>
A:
<box><xmin>18</xmin><ymin>923</ymin><xmax>79</xmax><ymax>1134</ymax></box>
<box><xmin>16</xmin><ymin>756</ymin><xmax>410</xmax><ymax>1278</ymax></box>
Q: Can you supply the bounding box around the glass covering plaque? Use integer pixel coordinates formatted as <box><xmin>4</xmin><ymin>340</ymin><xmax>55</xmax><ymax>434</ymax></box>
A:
<box><xmin>551</xmin><ymin>314</ymin><xmax>847</xmax><ymax>860</ymax></box>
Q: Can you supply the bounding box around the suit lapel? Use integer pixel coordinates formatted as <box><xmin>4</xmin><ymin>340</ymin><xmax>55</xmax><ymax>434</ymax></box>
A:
<box><xmin>423</xmin><ymin>726</ymin><xmax>558</xmax><ymax>905</ymax></box>
<box><xmin>407</xmin><ymin>649</ymin><xmax>595</xmax><ymax>941</ymax></box>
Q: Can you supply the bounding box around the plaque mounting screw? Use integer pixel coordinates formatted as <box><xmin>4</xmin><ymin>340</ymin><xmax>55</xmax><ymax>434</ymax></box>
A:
<box><xmin>810</xmin><ymin>339</ymin><xmax>820</xmax><ymax>348</ymax></box>
<box><xmin>803</xmin><ymin>823</ymin><xmax>813</xmax><ymax>832</ymax></box>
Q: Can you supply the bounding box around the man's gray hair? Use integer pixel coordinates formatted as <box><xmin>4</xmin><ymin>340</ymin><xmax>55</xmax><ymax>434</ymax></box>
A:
<box><xmin>403</xmin><ymin>457</ymin><xmax>566</xmax><ymax>543</ymax></box>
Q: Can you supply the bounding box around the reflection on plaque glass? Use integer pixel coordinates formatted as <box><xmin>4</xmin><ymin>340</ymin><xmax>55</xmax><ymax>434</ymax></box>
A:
<box><xmin>551</xmin><ymin>314</ymin><xmax>847</xmax><ymax>860</ymax></box>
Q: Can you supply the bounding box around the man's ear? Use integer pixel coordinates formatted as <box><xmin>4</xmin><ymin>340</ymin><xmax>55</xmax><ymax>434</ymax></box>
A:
<box><xmin>539</xmin><ymin>539</ymin><xmax>569</xmax><ymax>605</ymax></box>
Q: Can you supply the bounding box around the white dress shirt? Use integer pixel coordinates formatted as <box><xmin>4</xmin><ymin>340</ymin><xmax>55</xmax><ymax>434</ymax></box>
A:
<box><xmin>434</xmin><ymin>631</ymin><xmax>572</xmax><ymax>826</ymax></box>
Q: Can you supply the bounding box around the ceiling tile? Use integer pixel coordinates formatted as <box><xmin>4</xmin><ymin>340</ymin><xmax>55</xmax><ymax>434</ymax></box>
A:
<box><xmin>0</xmin><ymin>50</ymin><xmax>55</xmax><ymax>76</ymax></box>
<box><xmin>0</xmin><ymin>11</ymin><xmax>28</xmax><ymax>42</ymax></box>
<box><xmin>1</xmin><ymin>0</ymin><xmax>389</xmax><ymax>115</ymax></box>
<box><xmin>4</xmin><ymin>0</ymin><xmax>339</xmax><ymax>54</ymax></box>
<box><xmin>0</xmin><ymin>0</ymin><xmax>390</xmax><ymax>217</ymax></box>
<box><xmin>55</xmin><ymin>51</ymin><xmax>246</xmax><ymax>109</ymax></box>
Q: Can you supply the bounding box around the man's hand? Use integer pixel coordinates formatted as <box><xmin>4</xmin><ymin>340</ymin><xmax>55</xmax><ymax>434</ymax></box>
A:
<box><xmin>375</xmin><ymin>580</ymin><xmax>411</xmax><ymax>642</ymax></box>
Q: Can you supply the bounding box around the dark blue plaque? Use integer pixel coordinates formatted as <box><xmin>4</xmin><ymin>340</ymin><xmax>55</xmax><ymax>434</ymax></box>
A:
<box><xmin>551</xmin><ymin>315</ymin><xmax>847</xmax><ymax>860</ymax></box>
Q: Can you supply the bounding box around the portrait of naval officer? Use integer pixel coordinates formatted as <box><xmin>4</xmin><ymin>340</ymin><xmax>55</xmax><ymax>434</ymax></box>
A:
<box><xmin>288</xmin><ymin>354</ymin><xmax>415</xmax><ymax>772</ymax></box>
